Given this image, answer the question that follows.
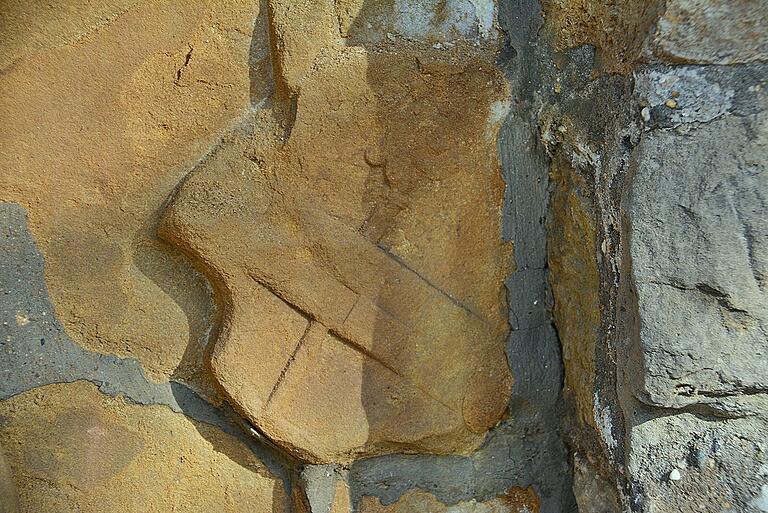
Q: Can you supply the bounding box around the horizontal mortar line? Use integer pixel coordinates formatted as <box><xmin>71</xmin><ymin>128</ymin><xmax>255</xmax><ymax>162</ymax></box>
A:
<box><xmin>6</xmin><ymin>374</ymin><xmax>213</xmax><ymax>430</ymax></box>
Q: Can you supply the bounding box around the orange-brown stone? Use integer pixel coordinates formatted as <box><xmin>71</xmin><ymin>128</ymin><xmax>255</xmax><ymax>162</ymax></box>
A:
<box><xmin>159</xmin><ymin>3</ymin><xmax>513</xmax><ymax>463</ymax></box>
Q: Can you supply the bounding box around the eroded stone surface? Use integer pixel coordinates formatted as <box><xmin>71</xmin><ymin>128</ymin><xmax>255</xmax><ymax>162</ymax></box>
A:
<box><xmin>618</xmin><ymin>67</ymin><xmax>768</xmax><ymax>512</ymax></box>
<box><xmin>358</xmin><ymin>488</ymin><xmax>540</xmax><ymax>513</ymax></box>
<box><xmin>0</xmin><ymin>0</ymin><xmax>141</xmax><ymax>69</ymax></box>
<box><xmin>645</xmin><ymin>0</ymin><xmax>768</xmax><ymax>65</ymax></box>
<box><xmin>627</xmin><ymin>413</ymin><xmax>768</xmax><ymax>513</ymax></box>
<box><xmin>548</xmin><ymin>158</ymin><xmax>600</xmax><ymax>429</ymax></box>
<box><xmin>337</xmin><ymin>0</ymin><xmax>497</xmax><ymax>44</ymax></box>
<box><xmin>160</xmin><ymin>3</ymin><xmax>513</xmax><ymax>463</ymax></box>
<box><xmin>628</xmin><ymin>113</ymin><xmax>768</xmax><ymax>412</ymax></box>
<box><xmin>0</xmin><ymin>0</ymin><xmax>267</xmax><ymax>389</ymax></box>
<box><xmin>541</xmin><ymin>0</ymin><xmax>665</xmax><ymax>72</ymax></box>
<box><xmin>0</xmin><ymin>445</ymin><xmax>17</xmax><ymax>513</ymax></box>
<box><xmin>532</xmin><ymin>3</ymin><xmax>768</xmax><ymax>505</ymax></box>
<box><xmin>0</xmin><ymin>202</ymin><xmax>290</xmax><ymax>486</ymax></box>
<box><xmin>12</xmin><ymin>2</ymin><xmax>768</xmax><ymax>512</ymax></box>
<box><xmin>0</xmin><ymin>381</ymin><xmax>288</xmax><ymax>513</ymax></box>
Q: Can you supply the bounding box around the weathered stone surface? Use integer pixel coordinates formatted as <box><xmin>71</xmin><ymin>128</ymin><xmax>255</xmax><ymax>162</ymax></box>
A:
<box><xmin>627</xmin><ymin>113</ymin><xmax>768</xmax><ymax>412</ymax></box>
<box><xmin>520</xmin><ymin>2</ymin><xmax>768</xmax><ymax>510</ymax></box>
<box><xmin>494</xmin><ymin>2</ymin><xmax>577</xmax><ymax>510</ymax></box>
<box><xmin>338</xmin><ymin>0</ymin><xmax>496</xmax><ymax>44</ymax></box>
<box><xmin>0</xmin><ymin>445</ymin><xmax>18</xmax><ymax>513</ymax></box>
<box><xmin>618</xmin><ymin>59</ymin><xmax>768</xmax><ymax>512</ymax></box>
<box><xmin>298</xmin><ymin>465</ymin><xmax>352</xmax><ymax>513</ymax></box>
<box><xmin>0</xmin><ymin>202</ymin><xmax>292</xmax><ymax>492</ymax></box>
<box><xmin>0</xmin><ymin>1</ymin><xmax>570</xmax><ymax>511</ymax></box>
<box><xmin>0</xmin><ymin>381</ymin><xmax>287</xmax><ymax>513</ymax></box>
<box><xmin>160</xmin><ymin>3</ymin><xmax>513</xmax><ymax>463</ymax></box>
<box><xmin>627</xmin><ymin>413</ymin><xmax>768</xmax><ymax>513</ymax></box>
<box><xmin>346</xmin><ymin>418</ymin><xmax>573</xmax><ymax>513</ymax></box>
<box><xmin>634</xmin><ymin>67</ymin><xmax>735</xmax><ymax>126</ymax></box>
<box><xmin>548</xmin><ymin>158</ymin><xmax>600</xmax><ymax>429</ymax></box>
<box><xmin>571</xmin><ymin>455</ymin><xmax>621</xmax><ymax>513</ymax></box>
<box><xmin>634</xmin><ymin>64</ymin><xmax>767</xmax><ymax>129</ymax></box>
<box><xmin>645</xmin><ymin>0</ymin><xmax>768</xmax><ymax>65</ymax></box>
<box><xmin>0</xmin><ymin>0</ymin><xmax>266</xmax><ymax>388</ymax></box>
<box><xmin>541</xmin><ymin>0</ymin><xmax>664</xmax><ymax>72</ymax></box>
<box><xmin>358</xmin><ymin>488</ymin><xmax>540</xmax><ymax>513</ymax></box>
<box><xmin>9</xmin><ymin>1</ymin><xmax>767</xmax><ymax>512</ymax></box>
<box><xmin>0</xmin><ymin>0</ymin><xmax>140</xmax><ymax>69</ymax></box>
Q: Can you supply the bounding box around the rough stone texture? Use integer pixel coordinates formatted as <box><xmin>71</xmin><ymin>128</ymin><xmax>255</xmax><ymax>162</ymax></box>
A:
<box><xmin>619</xmin><ymin>62</ymin><xmax>768</xmax><ymax>512</ymax></box>
<box><xmin>535</xmin><ymin>1</ymin><xmax>768</xmax><ymax>512</ymax></box>
<box><xmin>358</xmin><ymin>488</ymin><xmax>540</xmax><ymax>513</ymax></box>
<box><xmin>160</xmin><ymin>2</ymin><xmax>513</xmax><ymax>463</ymax></box>
<box><xmin>548</xmin><ymin>158</ymin><xmax>600</xmax><ymax>429</ymax></box>
<box><xmin>0</xmin><ymin>0</ymin><xmax>141</xmax><ymax>69</ymax></box>
<box><xmin>338</xmin><ymin>0</ymin><xmax>496</xmax><ymax>44</ymax></box>
<box><xmin>0</xmin><ymin>0</ymin><xmax>265</xmax><ymax>390</ymax></box>
<box><xmin>645</xmin><ymin>0</ymin><xmax>768</xmax><ymax>65</ymax></box>
<box><xmin>541</xmin><ymin>0</ymin><xmax>665</xmax><ymax>72</ymax></box>
<box><xmin>571</xmin><ymin>454</ymin><xmax>621</xmax><ymax>513</ymax></box>
<box><xmin>494</xmin><ymin>2</ymin><xmax>575</xmax><ymax>510</ymax></box>
<box><xmin>537</xmin><ymin>41</ymin><xmax>634</xmax><ymax>511</ymax></box>
<box><xmin>634</xmin><ymin>65</ymin><xmax>767</xmax><ymax>129</ymax></box>
<box><xmin>627</xmin><ymin>111</ymin><xmax>768</xmax><ymax>414</ymax></box>
<box><xmin>626</xmin><ymin>413</ymin><xmax>768</xmax><ymax>513</ymax></box>
<box><xmin>0</xmin><ymin>203</ymin><xmax>294</xmax><ymax>507</ymax></box>
<box><xmin>0</xmin><ymin>381</ymin><xmax>288</xmax><ymax>513</ymax></box>
<box><xmin>0</xmin><ymin>445</ymin><xmax>17</xmax><ymax>513</ymax></box>
<box><xmin>297</xmin><ymin>464</ymin><xmax>351</xmax><ymax>513</ymax></box>
<box><xmin>3</xmin><ymin>1</ymin><xmax>765</xmax><ymax>512</ymax></box>
<box><xmin>0</xmin><ymin>1</ymin><xmax>570</xmax><ymax>511</ymax></box>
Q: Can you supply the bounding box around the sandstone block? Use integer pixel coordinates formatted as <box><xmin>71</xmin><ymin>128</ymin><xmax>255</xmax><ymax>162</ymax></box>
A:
<box><xmin>158</xmin><ymin>5</ymin><xmax>514</xmax><ymax>463</ymax></box>
<box><xmin>0</xmin><ymin>382</ymin><xmax>287</xmax><ymax>513</ymax></box>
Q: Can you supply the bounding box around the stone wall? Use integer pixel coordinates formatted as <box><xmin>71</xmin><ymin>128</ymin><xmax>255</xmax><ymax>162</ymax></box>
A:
<box><xmin>0</xmin><ymin>1</ymin><xmax>765</xmax><ymax>512</ymax></box>
<box><xmin>538</xmin><ymin>1</ymin><xmax>768</xmax><ymax>511</ymax></box>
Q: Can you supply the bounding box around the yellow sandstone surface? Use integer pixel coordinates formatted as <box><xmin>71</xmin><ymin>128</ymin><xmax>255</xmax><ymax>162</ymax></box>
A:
<box><xmin>160</xmin><ymin>2</ymin><xmax>514</xmax><ymax>463</ymax></box>
<box><xmin>0</xmin><ymin>0</ymin><xmax>268</xmax><ymax>390</ymax></box>
<box><xmin>548</xmin><ymin>159</ymin><xmax>600</xmax><ymax>429</ymax></box>
<box><xmin>0</xmin><ymin>382</ymin><xmax>287</xmax><ymax>513</ymax></box>
<box><xmin>1</xmin><ymin>0</ymin><xmax>513</xmax><ymax>466</ymax></box>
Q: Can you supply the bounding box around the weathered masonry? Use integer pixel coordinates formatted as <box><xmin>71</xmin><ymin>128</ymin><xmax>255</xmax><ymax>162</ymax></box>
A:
<box><xmin>1</xmin><ymin>1</ymin><xmax>766</xmax><ymax>512</ymax></box>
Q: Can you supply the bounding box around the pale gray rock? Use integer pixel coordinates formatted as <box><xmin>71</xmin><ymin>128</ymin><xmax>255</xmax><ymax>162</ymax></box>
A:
<box><xmin>627</xmin><ymin>113</ymin><xmax>768</xmax><ymax>412</ymax></box>
<box><xmin>634</xmin><ymin>64</ymin><xmax>768</xmax><ymax>129</ymax></box>
<box><xmin>340</xmin><ymin>0</ymin><xmax>495</xmax><ymax>44</ymax></box>
<box><xmin>628</xmin><ymin>413</ymin><xmax>768</xmax><ymax>512</ymax></box>
<box><xmin>646</xmin><ymin>0</ymin><xmax>768</xmax><ymax>65</ymax></box>
<box><xmin>622</xmin><ymin>56</ymin><xmax>768</xmax><ymax>512</ymax></box>
<box><xmin>634</xmin><ymin>67</ymin><xmax>734</xmax><ymax>126</ymax></box>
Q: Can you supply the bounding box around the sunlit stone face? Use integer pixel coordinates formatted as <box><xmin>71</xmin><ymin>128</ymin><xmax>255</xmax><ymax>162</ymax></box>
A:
<box><xmin>160</xmin><ymin>1</ymin><xmax>513</xmax><ymax>464</ymax></box>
